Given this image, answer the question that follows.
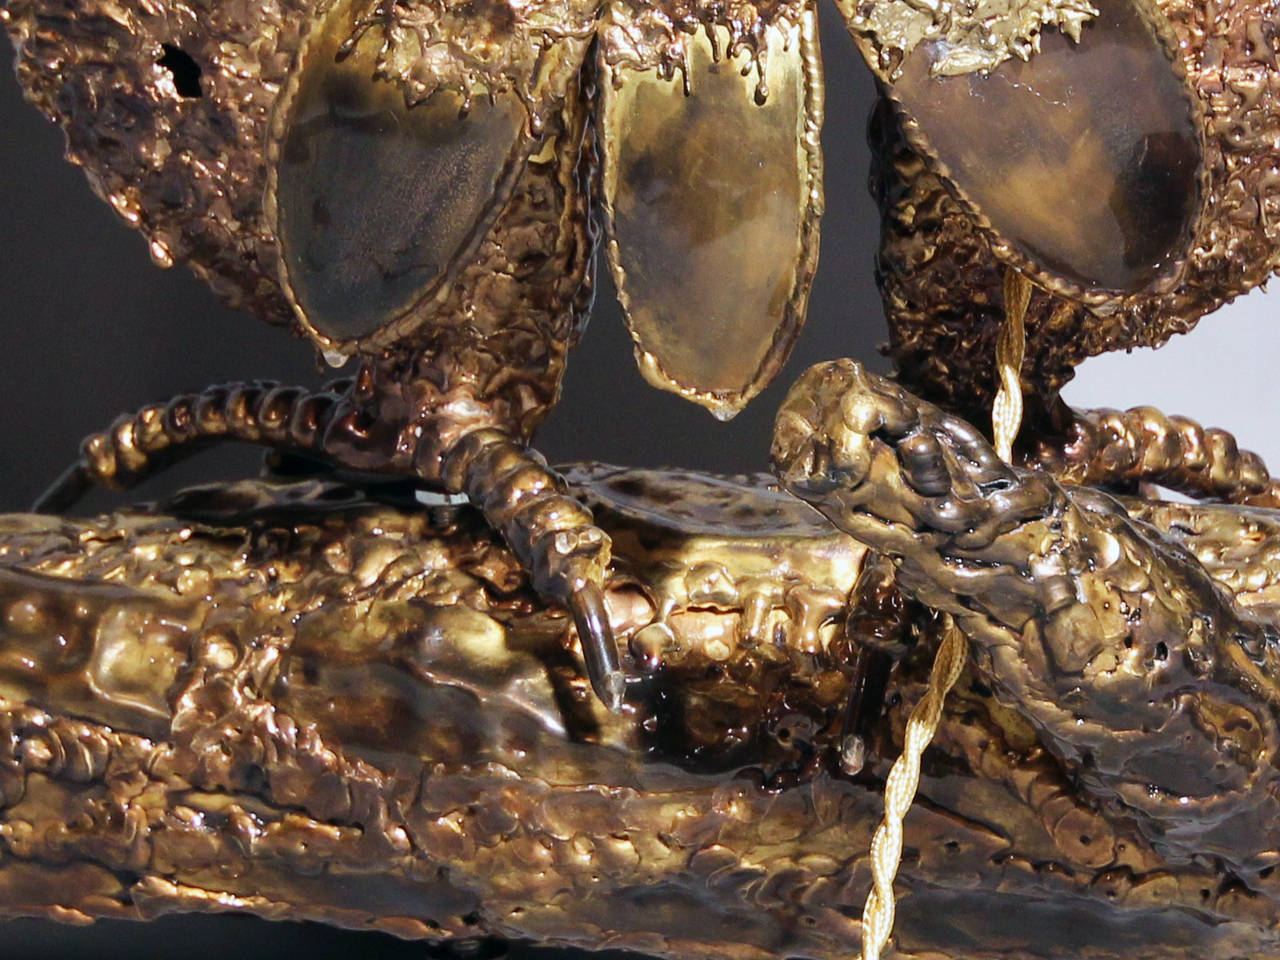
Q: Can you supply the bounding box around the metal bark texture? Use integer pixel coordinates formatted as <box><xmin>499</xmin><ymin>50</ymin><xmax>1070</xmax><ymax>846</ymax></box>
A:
<box><xmin>0</xmin><ymin>470</ymin><xmax>1279</xmax><ymax>959</ymax></box>
<box><xmin>5</xmin><ymin>0</ymin><xmax>1280</xmax><ymax>955</ymax></box>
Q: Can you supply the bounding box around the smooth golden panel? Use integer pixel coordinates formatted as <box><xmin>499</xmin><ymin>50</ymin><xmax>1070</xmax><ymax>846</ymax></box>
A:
<box><xmin>876</xmin><ymin>0</ymin><xmax>1201</xmax><ymax>295</ymax></box>
<box><xmin>601</xmin><ymin>14</ymin><xmax>823</xmax><ymax>419</ymax></box>
<box><xmin>272</xmin><ymin>3</ymin><xmax>529</xmax><ymax>344</ymax></box>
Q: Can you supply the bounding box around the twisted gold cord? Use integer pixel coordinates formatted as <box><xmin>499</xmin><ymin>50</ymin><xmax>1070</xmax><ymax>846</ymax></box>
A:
<box><xmin>858</xmin><ymin>271</ymin><xmax>1028</xmax><ymax>958</ymax></box>
<box><xmin>993</xmin><ymin>268</ymin><xmax>1031</xmax><ymax>462</ymax></box>
<box><xmin>857</xmin><ymin>617</ymin><xmax>967</xmax><ymax>960</ymax></box>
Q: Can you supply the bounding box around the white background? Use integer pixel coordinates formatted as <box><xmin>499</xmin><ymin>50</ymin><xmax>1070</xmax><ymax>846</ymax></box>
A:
<box><xmin>1064</xmin><ymin>284</ymin><xmax>1279</xmax><ymax>464</ymax></box>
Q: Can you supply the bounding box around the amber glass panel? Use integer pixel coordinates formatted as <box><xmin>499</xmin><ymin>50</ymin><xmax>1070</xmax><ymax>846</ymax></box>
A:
<box><xmin>276</xmin><ymin>24</ymin><xmax>526</xmax><ymax>341</ymax></box>
<box><xmin>890</xmin><ymin>0</ymin><xmax>1200</xmax><ymax>293</ymax></box>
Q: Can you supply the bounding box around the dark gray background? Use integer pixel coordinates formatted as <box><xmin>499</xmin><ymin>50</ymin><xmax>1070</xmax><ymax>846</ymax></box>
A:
<box><xmin>0</xmin><ymin>6</ymin><xmax>884</xmax><ymax>957</ymax></box>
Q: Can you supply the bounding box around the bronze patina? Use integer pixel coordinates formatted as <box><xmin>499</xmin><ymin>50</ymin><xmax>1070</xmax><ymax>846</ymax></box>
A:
<box><xmin>4</xmin><ymin>0</ymin><xmax>1280</xmax><ymax>953</ymax></box>
<box><xmin>3</xmin><ymin>467</ymin><xmax>1280</xmax><ymax>960</ymax></box>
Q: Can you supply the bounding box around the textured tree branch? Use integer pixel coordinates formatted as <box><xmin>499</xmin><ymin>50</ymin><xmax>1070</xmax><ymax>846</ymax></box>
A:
<box><xmin>2</xmin><ymin>467</ymin><xmax>1280</xmax><ymax>959</ymax></box>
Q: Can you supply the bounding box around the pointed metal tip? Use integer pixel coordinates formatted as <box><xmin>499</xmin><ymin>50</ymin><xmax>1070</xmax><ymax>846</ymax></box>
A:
<box><xmin>596</xmin><ymin>668</ymin><xmax>627</xmax><ymax>714</ymax></box>
<box><xmin>840</xmin><ymin>734</ymin><xmax>867</xmax><ymax>777</ymax></box>
<box><xmin>33</xmin><ymin>463</ymin><xmax>91</xmax><ymax>514</ymax></box>
<box><xmin>570</xmin><ymin>582</ymin><xmax>626</xmax><ymax>713</ymax></box>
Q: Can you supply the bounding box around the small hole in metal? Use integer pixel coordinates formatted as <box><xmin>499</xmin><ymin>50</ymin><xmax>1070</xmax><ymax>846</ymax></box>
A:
<box><xmin>158</xmin><ymin>44</ymin><xmax>203</xmax><ymax>98</ymax></box>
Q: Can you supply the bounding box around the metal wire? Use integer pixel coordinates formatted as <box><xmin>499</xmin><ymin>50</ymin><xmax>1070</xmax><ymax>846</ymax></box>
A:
<box><xmin>993</xmin><ymin>268</ymin><xmax>1031</xmax><ymax>462</ymax></box>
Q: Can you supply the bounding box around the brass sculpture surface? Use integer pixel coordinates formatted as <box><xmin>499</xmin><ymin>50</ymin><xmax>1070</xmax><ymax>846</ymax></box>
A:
<box><xmin>3</xmin><ymin>0</ymin><xmax>1252</xmax><ymax>700</ymax></box>
<box><xmin>4</xmin><ymin>0</ymin><xmax>1280</xmax><ymax>951</ymax></box>
<box><xmin>876</xmin><ymin>0</ymin><xmax>1280</xmax><ymax>422</ymax></box>
<box><xmin>4</xmin><ymin>469</ymin><xmax>1280</xmax><ymax>960</ymax></box>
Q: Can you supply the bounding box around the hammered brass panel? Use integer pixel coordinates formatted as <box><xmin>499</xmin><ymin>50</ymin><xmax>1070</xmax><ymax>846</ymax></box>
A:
<box><xmin>883</xmin><ymin>0</ymin><xmax>1202</xmax><ymax>295</ymax></box>
<box><xmin>273</xmin><ymin>0</ymin><xmax>529</xmax><ymax>342</ymax></box>
<box><xmin>601</xmin><ymin>14</ymin><xmax>822</xmax><ymax>419</ymax></box>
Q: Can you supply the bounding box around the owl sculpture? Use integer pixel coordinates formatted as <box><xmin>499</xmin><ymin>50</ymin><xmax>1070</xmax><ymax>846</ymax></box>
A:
<box><xmin>3</xmin><ymin>0</ymin><xmax>1275</xmax><ymax>710</ymax></box>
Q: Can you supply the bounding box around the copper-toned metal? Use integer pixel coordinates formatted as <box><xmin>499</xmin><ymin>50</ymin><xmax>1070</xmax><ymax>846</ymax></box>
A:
<box><xmin>8</xmin><ymin>0</ymin><xmax>1280</xmax><ymax>952</ymax></box>
<box><xmin>7</xmin><ymin>0</ymin><xmax>1274</xmax><ymax>435</ymax></box>
<box><xmin>6</xmin><ymin>0</ymin><xmax>1272</xmax><ymax>488</ymax></box>
<box><xmin>3</xmin><ymin>0</ymin><xmax>626</xmax><ymax>707</ymax></box>
<box><xmin>1026</xmin><ymin>405</ymin><xmax>1280</xmax><ymax>506</ymax></box>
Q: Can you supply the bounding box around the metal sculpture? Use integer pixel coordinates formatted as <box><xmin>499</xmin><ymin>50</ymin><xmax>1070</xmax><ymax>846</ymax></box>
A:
<box><xmin>2</xmin><ymin>469</ymin><xmax>1280</xmax><ymax>959</ymax></box>
<box><xmin>3</xmin><ymin>0</ymin><xmax>1280</xmax><ymax>954</ymax></box>
<box><xmin>7</xmin><ymin>0</ymin><xmax>1273</xmax><ymax>713</ymax></box>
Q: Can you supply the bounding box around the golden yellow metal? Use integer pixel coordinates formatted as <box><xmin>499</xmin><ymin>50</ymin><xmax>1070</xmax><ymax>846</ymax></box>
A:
<box><xmin>992</xmin><ymin>268</ymin><xmax>1031</xmax><ymax>462</ymax></box>
<box><xmin>5</xmin><ymin>446</ymin><xmax>1280</xmax><ymax>957</ymax></box>
<box><xmin>858</xmin><ymin>614</ymin><xmax>967</xmax><ymax>960</ymax></box>
<box><xmin>4</xmin><ymin>0</ymin><xmax>1280</xmax><ymax>956</ymax></box>
<box><xmin>599</xmin><ymin>9</ymin><xmax>824</xmax><ymax>418</ymax></box>
<box><xmin>839</xmin><ymin>0</ymin><xmax>1097</xmax><ymax>77</ymax></box>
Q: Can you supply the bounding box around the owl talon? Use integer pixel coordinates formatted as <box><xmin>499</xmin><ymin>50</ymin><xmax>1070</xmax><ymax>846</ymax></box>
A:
<box><xmin>839</xmin><ymin>645</ymin><xmax>893</xmax><ymax>776</ymax></box>
<box><xmin>445</xmin><ymin>429</ymin><xmax>622</xmax><ymax>712</ymax></box>
<box><xmin>838</xmin><ymin>554</ymin><xmax>911</xmax><ymax>776</ymax></box>
<box><xmin>571</xmin><ymin>583</ymin><xmax>625</xmax><ymax>713</ymax></box>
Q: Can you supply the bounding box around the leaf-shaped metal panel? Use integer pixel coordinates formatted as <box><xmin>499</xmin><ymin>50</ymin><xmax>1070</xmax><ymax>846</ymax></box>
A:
<box><xmin>599</xmin><ymin>9</ymin><xmax>824</xmax><ymax>420</ymax></box>
<box><xmin>844</xmin><ymin>0</ymin><xmax>1205</xmax><ymax>301</ymax></box>
<box><xmin>268</xmin><ymin>0</ymin><xmax>532</xmax><ymax>349</ymax></box>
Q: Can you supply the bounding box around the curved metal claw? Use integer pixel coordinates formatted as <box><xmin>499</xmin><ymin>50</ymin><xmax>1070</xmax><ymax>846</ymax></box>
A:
<box><xmin>570</xmin><ymin>583</ymin><xmax>625</xmax><ymax>713</ymax></box>
<box><xmin>443</xmin><ymin>430</ymin><xmax>623</xmax><ymax>713</ymax></box>
<box><xmin>32</xmin><ymin>464</ymin><xmax>92</xmax><ymax>514</ymax></box>
<box><xmin>839</xmin><ymin>646</ymin><xmax>892</xmax><ymax>776</ymax></box>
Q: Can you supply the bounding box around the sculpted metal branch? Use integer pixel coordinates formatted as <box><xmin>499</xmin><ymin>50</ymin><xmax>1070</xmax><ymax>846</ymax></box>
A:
<box><xmin>774</xmin><ymin>360</ymin><xmax>1280</xmax><ymax>881</ymax></box>
<box><xmin>1</xmin><ymin>470</ymin><xmax>1280</xmax><ymax>958</ymax></box>
<box><xmin>8</xmin><ymin>0</ymin><xmax>1267</xmax><ymax>713</ymax></box>
<box><xmin>5</xmin><ymin>0</ymin><xmax>1280</xmax><ymax>951</ymax></box>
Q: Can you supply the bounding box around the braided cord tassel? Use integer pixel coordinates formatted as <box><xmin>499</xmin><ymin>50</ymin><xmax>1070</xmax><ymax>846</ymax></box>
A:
<box><xmin>859</xmin><ymin>270</ymin><xmax>1022</xmax><ymax>957</ymax></box>
<box><xmin>858</xmin><ymin>617</ymin><xmax>967</xmax><ymax>960</ymax></box>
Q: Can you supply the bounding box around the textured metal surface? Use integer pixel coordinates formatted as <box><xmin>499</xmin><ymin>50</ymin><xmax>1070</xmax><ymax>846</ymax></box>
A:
<box><xmin>837</xmin><ymin>0</ymin><xmax>1097</xmax><ymax>77</ymax></box>
<box><xmin>869</xmin><ymin>0</ymin><xmax>1207</xmax><ymax>305</ymax></box>
<box><xmin>0</xmin><ymin>0</ymin><xmax>598</xmax><ymax>447</ymax></box>
<box><xmin>8</xmin><ymin>0</ymin><xmax>1273</xmax><ymax>433</ymax></box>
<box><xmin>1</xmin><ymin>0</ymin><xmax>816</xmax><ymax>677</ymax></box>
<box><xmin>1026</xmin><ymin>404</ymin><xmax>1280</xmax><ymax>506</ymax></box>
<box><xmin>874</xmin><ymin>0</ymin><xmax>1280</xmax><ymax>420</ymax></box>
<box><xmin>0</xmin><ymin>0</ymin><xmax>596</xmax><ymax>340</ymax></box>
<box><xmin>6</xmin><ymin>0</ymin><xmax>1280</xmax><ymax>954</ymax></box>
<box><xmin>4</xmin><ymin>470</ymin><xmax>1280</xmax><ymax>958</ymax></box>
<box><xmin>3</xmin><ymin>0</ymin><xmax>618</xmax><ymax>693</ymax></box>
<box><xmin>775</xmin><ymin>361</ymin><xmax>1280</xmax><ymax>877</ymax></box>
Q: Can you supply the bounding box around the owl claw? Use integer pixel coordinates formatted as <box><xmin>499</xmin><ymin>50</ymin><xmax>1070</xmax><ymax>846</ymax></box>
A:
<box><xmin>32</xmin><ymin>463</ymin><xmax>92</xmax><ymax>513</ymax></box>
<box><xmin>572</xmin><ymin>583</ymin><xmax>625</xmax><ymax>713</ymax></box>
<box><xmin>839</xmin><ymin>645</ymin><xmax>893</xmax><ymax>776</ymax></box>
<box><xmin>444</xmin><ymin>429</ymin><xmax>623</xmax><ymax>712</ymax></box>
